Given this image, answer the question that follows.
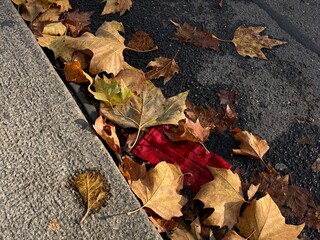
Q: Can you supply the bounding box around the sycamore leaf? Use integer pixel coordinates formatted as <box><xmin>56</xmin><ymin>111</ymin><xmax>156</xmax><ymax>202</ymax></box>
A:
<box><xmin>74</xmin><ymin>172</ymin><xmax>107</xmax><ymax>224</ymax></box>
<box><xmin>165</xmin><ymin>118</ymin><xmax>210</xmax><ymax>143</ymax></box>
<box><xmin>102</xmin><ymin>0</ymin><xmax>132</xmax><ymax>16</ymax></box>
<box><xmin>195</xmin><ymin>167</ymin><xmax>246</xmax><ymax>229</ymax></box>
<box><xmin>169</xmin><ymin>218</ymin><xmax>203</xmax><ymax>240</ymax></box>
<box><xmin>149</xmin><ymin>215</ymin><xmax>178</xmax><ymax>233</ymax></box>
<box><xmin>93</xmin><ymin>115</ymin><xmax>121</xmax><ymax>154</ymax></box>
<box><xmin>237</xmin><ymin>194</ymin><xmax>305</xmax><ymax>240</ymax></box>
<box><xmin>62</xmin><ymin>10</ymin><xmax>92</xmax><ymax>37</ymax></box>
<box><xmin>100</xmin><ymin>81</ymin><xmax>188</xmax><ymax>148</ymax></box>
<box><xmin>171</xmin><ymin>21</ymin><xmax>220</xmax><ymax>51</ymax></box>
<box><xmin>127</xmin><ymin>31</ymin><xmax>157</xmax><ymax>51</ymax></box>
<box><xmin>232</xmin><ymin>26</ymin><xmax>287</xmax><ymax>59</ymax></box>
<box><xmin>222</xmin><ymin>230</ymin><xmax>246</xmax><ymax>240</ymax></box>
<box><xmin>145</xmin><ymin>55</ymin><xmax>180</xmax><ymax>84</ymax></box>
<box><xmin>42</xmin><ymin>22</ymin><xmax>67</xmax><ymax>36</ymax></box>
<box><xmin>119</xmin><ymin>155</ymin><xmax>146</xmax><ymax>184</ymax></box>
<box><xmin>232</xmin><ymin>128</ymin><xmax>269</xmax><ymax>161</ymax></box>
<box><xmin>64</xmin><ymin>60</ymin><xmax>89</xmax><ymax>83</ymax></box>
<box><xmin>129</xmin><ymin>162</ymin><xmax>187</xmax><ymax>220</ymax></box>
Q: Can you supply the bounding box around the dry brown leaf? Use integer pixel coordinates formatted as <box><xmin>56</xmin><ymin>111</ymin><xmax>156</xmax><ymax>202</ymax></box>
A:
<box><xmin>165</xmin><ymin>118</ymin><xmax>210</xmax><ymax>143</ymax></box>
<box><xmin>304</xmin><ymin>206</ymin><xmax>320</xmax><ymax>231</ymax></box>
<box><xmin>93</xmin><ymin>115</ymin><xmax>121</xmax><ymax>154</ymax></box>
<box><xmin>62</xmin><ymin>10</ymin><xmax>92</xmax><ymax>37</ymax></box>
<box><xmin>195</xmin><ymin>167</ymin><xmax>246</xmax><ymax>229</ymax></box>
<box><xmin>232</xmin><ymin>26</ymin><xmax>287</xmax><ymax>59</ymax></box>
<box><xmin>119</xmin><ymin>155</ymin><xmax>146</xmax><ymax>184</ymax></box>
<box><xmin>311</xmin><ymin>158</ymin><xmax>320</xmax><ymax>173</ymax></box>
<box><xmin>127</xmin><ymin>31</ymin><xmax>157</xmax><ymax>51</ymax></box>
<box><xmin>149</xmin><ymin>215</ymin><xmax>178</xmax><ymax>233</ymax></box>
<box><xmin>232</xmin><ymin>128</ymin><xmax>269</xmax><ymax>161</ymax></box>
<box><xmin>145</xmin><ymin>55</ymin><xmax>180</xmax><ymax>84</ymax></box>
<box><xmin>42</xmin><ymin>22</ymin><xmax>67</xmax><ymax>36</ymax></box>
<box><xmin>129</xmin><ymin>162</ymin><xmax>187</xmax><ymax>220</ymax></box>
<box><xmin>169</xmin><ymin>219</ymin><xmax>202</xmax><ymax>240</ymax></box>
<box><xmin>74</xmin><ymin>172</ymin><xmax>107</xmax><ymax>224</ymax></box>
<box><xmin>237</xmin><ymin>194</ymin><xmax>305</xmax><ymax>240</ymax></box>
<box><xmin>222</xmin><ymin>230</ymin><xmax>246</xmax><ymax>240</ymax></box>
<box><xmin>63</xmin><ymin>60</ymin><xmax>89</xmax><ymax>83</ymax></box>
<box><xmin>218</xmin><ymin>89</ymin><xmax>239</xmax><ymax>106</ymax></box>
<box><xmin>102</xmin><ymin>0</ymin><xmax>132</xmax><ymax>16</ymax></box>
<box><xmin>171</xmin><ymin>21</ymin><xmax>220</xmax><ymax>51</ymax></box>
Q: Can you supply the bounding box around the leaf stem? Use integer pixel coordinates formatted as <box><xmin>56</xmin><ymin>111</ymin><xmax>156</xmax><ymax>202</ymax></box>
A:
<box><xmin>126</xmin><ymin>206</ymin><xmax>144</xmax><ymax>215</ymax></box>
<box><xmin>128</xmin><ymin>127</ymin><xmax>141</xmax><ymax>151</ymax></box>
<box><xmin>80</xmin><ymin>209</ymin><xmax>90</xmax><ymax>224</ymax></box>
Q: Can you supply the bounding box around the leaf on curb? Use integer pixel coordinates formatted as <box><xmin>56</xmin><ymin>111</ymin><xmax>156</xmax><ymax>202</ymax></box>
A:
<box><xmin>237</xmin><ymin>194</ymin><xmax>305</xmax><ymax>240</ymax></box>
<box><xmin>195</xmin><ymin>167</ymin><xmax>246</xmax><ymax>229</ymax></box>
<box><xmin>145</xmin><ymin>55</ymin><xmax>180</xmax><ymax>84</ymax></box>
<box><xmin>129</xmin><ymin>162</ymin><xmax>187</xmax><ymax>220</ymax></box>
<box><xmin>232</xmin><ymin>128</ymin><xmax>269</xmax><ymax>161</ymax></box>
<box><xmin>101</xmin><ymin>0</ymin><xmax>132</xmax><ymax>16</ymax></box>
<box><xmin>74</xmin><ymin>172</ymin><xmax>107</xmax><ymax>224</ymax></box>
<box><xmin>232</xmin><ymin>26</ymin><xmax>287</xmax><ymax>59</ymax></box>
<box><xmin>127</xmin><ymin>31</ymin><xmax>157</xmax><ymax>51</ymax></box>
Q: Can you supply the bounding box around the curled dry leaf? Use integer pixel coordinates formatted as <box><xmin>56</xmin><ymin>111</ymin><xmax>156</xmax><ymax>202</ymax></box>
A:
<box><xmin>145</xmin><ymin>55</ymin><xmax>180</xmax><ymax>85</ymax></box>
<box><xmin>64</xmin><ymin>60</ymin><xmax>89</xmax><ymax>83</ymax></box>
<box><xmin>93</xmin><ymin>115</ymin><xmax>121</xmax><ymax>154</ymax></box>
<box><xmin>232</xmin><ymin>26</ymin><xmax>287</xmax><ymax>59</ymax></box>
<box><xmin>171</xmin><ymin>21</ymin><xmax>220</xmax><ymax>51</ymax></box>
<box><xmin>237</xmin><ymin>194</ymin><xmax>305</xmax><ymax>240</ymax></box>
<box><xmin>102</xmin><ymin>0</ymin><xmax>132</xmax><ymax>16</ymax></box>
<box><xmin>74</xmin><ymin>172</ymin><xmax>107</xmax><ymax>224</ymax></box>
<box><xmin>62</xmin><ymin>9</ymin><xmax>92</xmax><ymax>37</ymax></box>
<box><xmin>232</xmin><ymin>128</ymin><xmax>269</xmax><ymax>161</ymax></box>
<box><xmin>129</xmin><ymin>162</ymin><xmax>187</xmax><ymax>220</ymax></box>
<box><xmin>119</xmin><ymin>155</ymin><xmax>146</xmax><ymax>184</ymax></box>
<box><xmin>127</xmin><ymin>31</ymin><xmax>157</xmax><ymax>51</ymax></box>
<box><xmin>195</xmin><ymin>167</ymin><xmax>246</xmax><ymax>229</ymax></box>
<box><xmin>165</xmin><ymin>118</ymin><xmax>210</xmax><ymax>143</ymax></box>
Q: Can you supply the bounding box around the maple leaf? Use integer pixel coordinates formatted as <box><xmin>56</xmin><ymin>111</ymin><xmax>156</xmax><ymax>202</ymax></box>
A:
<box><xmin>100</xmin><ymin>81</ymin><xmax>188</xmax><ymax>148</ymax></box>
<box><xmin>195</xmin><ymin>167</ymin><xmax>246</xmax><ymax>229</ymax></box>
<box><xmin>145</xmin><ymin>55</ymin><xmax>180</xmax><ymax>84</ymax></box>
<box><xmin>232</xmin><ymin>26</ymin><xmax>287</xmax><ymax>59</ymax></box>
<box><xmin>127</xmin><ymin>31</ymin><xmax>157</xmax><ymax>51</ymax></box>
<box><xmin>222</xmin><ymin>230</ymin><xmax>246</xmax><ymax>240</ymax></box>
<box><xmin>93</xmin><ymin>115</ymin><xmax>121</xmax><ymax>154</ymax></box>
<box><xmin>74</xmin><ymin>172</ymin><xmax>107</xmax><ymax>224</ymax></box>
<box><xmin>165</xmin><ymin>118</ymin><xmax>210</xmax><ymax>143</ymax></box>
<box><xmin>237</xmin><ymin>194</ymin><xmax>305</xmax><ymax>240</ymax></box>
<box><xmin>62</xmin><ymin>10</ymin><xmax>93</xmax><ymax>37</ymax></box>
<box><xmin>119</xmin><ymin>155</ymin><xmax>146</xmax><ymax>184</ymax></box>
<box><xmin>102</xmin><ymin>0</ymin><xmax>132</xmax><ymax>16</ymax></box>
<box><xmin>64</xmin><ymin>60</ymin><xmax>89</xmax><ymax>83</ymax></box>
<box><xmin>232</xmin><ymin>128</ymin><xmax>269</xmax><ymax>161</ymax></box>
<box><xmin>171</xmin><ymin>21</ymin><xmax>220</xmax><ymax>51</ymax></box>
<box><xmin>128</xmin><ymin>162</ymin><xmax>187</xmax><ymax>220</ymax></box>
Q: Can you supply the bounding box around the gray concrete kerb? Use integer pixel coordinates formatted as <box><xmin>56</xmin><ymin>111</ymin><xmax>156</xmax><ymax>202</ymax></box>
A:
<box><xmin>0</xmin><ymin>0</ymin><xmax>161</xmax><ymax>239</ymax></box>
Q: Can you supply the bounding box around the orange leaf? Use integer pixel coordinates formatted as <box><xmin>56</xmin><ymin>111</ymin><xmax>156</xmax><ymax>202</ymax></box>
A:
<box><xmin>64</xmin><ymin>60</ymin><xmax>89</xmax><ymax>83</ymax></box>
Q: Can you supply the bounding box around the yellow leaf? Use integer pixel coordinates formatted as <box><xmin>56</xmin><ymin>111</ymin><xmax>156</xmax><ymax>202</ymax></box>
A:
<box><xmin>195</xmin><ymin>167</ymin><xmax>246</xmax><ymax>229</ymax></box>
<box><xmin>232</xmin><ymin>26</ymin><xmax>286</xmax><ymax>59</ymax></box>
<box><xmin>129</xmin><ymin>162</ymin><xmax>187</xmax><ymax>220</ymax></box>
<box><xmin>101</xmin><ymin>0</ymin><xmax>132</xmax><ymax>16</ymax></box>
<box><xmin>236</xmin><ymin>194</ymin><xmax>305</xmax><ymax>240</ymax></box>
<box><xmin>232</xmin><ymin>128</ymin><xmax>269</xmax><ymax>161</ymax></box>
<box><xmin>42</xmin><ymin>22</ymin><xmax>67</xmax><ymax>36</ymax></box>
<box><xmin>74</xmin><ymin>172</ymin><xmax>107</xmax><ymax>224</ymax></box>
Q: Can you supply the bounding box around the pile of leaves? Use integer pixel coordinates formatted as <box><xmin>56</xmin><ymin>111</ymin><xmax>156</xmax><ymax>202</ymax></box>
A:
<box><xmin>12</xmin><ymin>0</ymin><xmax>319</xmax><ymax>239</ymax></box>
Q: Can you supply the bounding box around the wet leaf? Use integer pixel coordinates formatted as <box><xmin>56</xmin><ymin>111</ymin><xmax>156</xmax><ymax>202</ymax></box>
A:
<box><xmin>93</xmin><ymin>115</ymin><xmax>121</xmax><ymax>154</ymax></box>
<box><xmin>195</xmin><ymin>167</ymin><xmax>246</xmax><ymax>229</ymax></box>
<box><xmin>127</xmin><ymin>31</ymin><xmax>157</xmax><ymax>51</ymax></box>
<box><xmin>74</xmin><ymin>172</ymin><xmax>107</xmax><ymax>224</ymax></box>
<box><xmin>237</xmin><ymin>194</ymin><xmax>305</xmax><ymax>240</ymax></box>
<box><xmin>232</xmin><ymin>128</ymin><xmax>269</xmax><ymax>161</ymax></box>
<box><xmin>129</xmin><ymin>162</ymin><xmax>187</xmax><ymax>220</ymax></box>
<box><xmin>102</xmin><ymin>0</ymin><xmax>132</xmax><ymax>16</ymax></box>
<box><xmin>232</xmin><ymin>26</ymin><xmax>287</xmax><ymax>59</ymax></box>
<box><xmin>145</xmin><ymin>55</ymin><xmax>180</xmax><ymax>84</ymax></box>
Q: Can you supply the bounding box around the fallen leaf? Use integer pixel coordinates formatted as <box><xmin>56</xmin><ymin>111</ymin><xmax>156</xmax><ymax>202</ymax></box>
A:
<box><xmin>311</xmin><ymin>158</ymin><xmax>320</xmax><ymax>173</ymax></box>
<box><xmin>127</xmin><ymin>31</ymin><xmax>157</xmax><ymax>51</ymax></box>
<box><xmin>129</xmin><ymin>162</ymin><xmax>187</xmax><ymax>220</ymax></box>
<box><xmin>232</xmin><ymin>128</ymin><xmax>269</xmax><ymax>161</ymax></box>
<box><xmin>132</xmin><ymin>125</ymin><xmax>232</xmax><ymax>193</ymax></box>
<box><xmin>247</xmin><ymin>184</ymin><xmax>260</xmax><ymax>201</ymax></box>
<box><xmin>42</xmin><ymin>22</ymin><xmax>67</xmax><ymax>36</ymax></box>
<box><xmin>93</xmin><ymin>115</ymin><xmax>121</xmax><ymax>154</ymax></box>
<box><xmin>149</xmin><ymin>215</ymin><xmax>178</xmax><ymax>233</ymax></box>
<box><xmin>74</xmin><ymin>172</ymin><xmax>107</xmax><ymax>224</ymax></box>
<box><xmin>102</xmin><ymin>0</ymin><xmax>132</xmax><ymax>16</ymax></box>
<box><xmin>165</xmin><ymin>118</ymin><xmax>210</xmax><ymax>143</ymax></box>
<box><xmin>64</xmin><ymin>60</ymin><xmax>89</xmax><ymax>83</ymax></box>
<box><xmin>218</xmin><ymin>89</ymin><xmax>239</xmax><ymax>105</ymax></box>
<box><xmin>48</xmin><ymin>218</ymin><xmax>60</xmax><ymax>231</ymax></box>
<box><xmin>119</xmin><ymin>155</ymin><xmax>146</xmax><ymax>184</ymax></box>
<box><xmin>195</xmin><ymin>167</ymin><xmax>246</xmax><ymax>229</ymax></box>
<box><xmin>145</xmin><ymin>55</ymin><xmax>180</xmax><ymax>84</ymax></box>
<box><xmin>169</xmin><ymin>219</ymin><xmax>202</xmax><ymax>240</ymax></box>
<box><xmin>304</xmin><ymin>206</ymin><xmax>320</xmax><ymax>231</ymax></box>
<box><xmin>237</xmin><ymin>194</ymin><xmax>305</xmax><ymax>239</ymax></box>
<box><xmin>100</xmin><ymin>81</ymin><xmax>188</xmax><ymax>148</ymax></box>
<box><xmin>171</xmin><ymin>21</ymin><xmax>221</xmax><ymax>51</ymax></box>
<box><xmin>232</xmin><ymin>26</ymin><xmax>287</xmax><ymax>59</ymax></box>
<box><xmin>62</xmin><ymin>10</ymin><xmax>92</xmax><ymax>37</ymax></box>
<box><xmin>222</xmin><ymin>230</ymin><xmax>246</xmax><ymax>240</ymax></box>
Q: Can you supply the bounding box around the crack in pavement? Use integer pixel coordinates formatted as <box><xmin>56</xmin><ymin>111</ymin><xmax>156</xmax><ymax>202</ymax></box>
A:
<box><xmin>252</xmin><ymin>0</ymin><xmax>320</xmax><ymax>57</ymax></box>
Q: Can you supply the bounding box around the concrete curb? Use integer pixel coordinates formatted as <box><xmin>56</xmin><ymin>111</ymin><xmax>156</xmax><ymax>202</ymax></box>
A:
<box><xmin>0</xmin><ymin>1</ymin><xmax>161</xmax><ymax>239</ymax></box>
